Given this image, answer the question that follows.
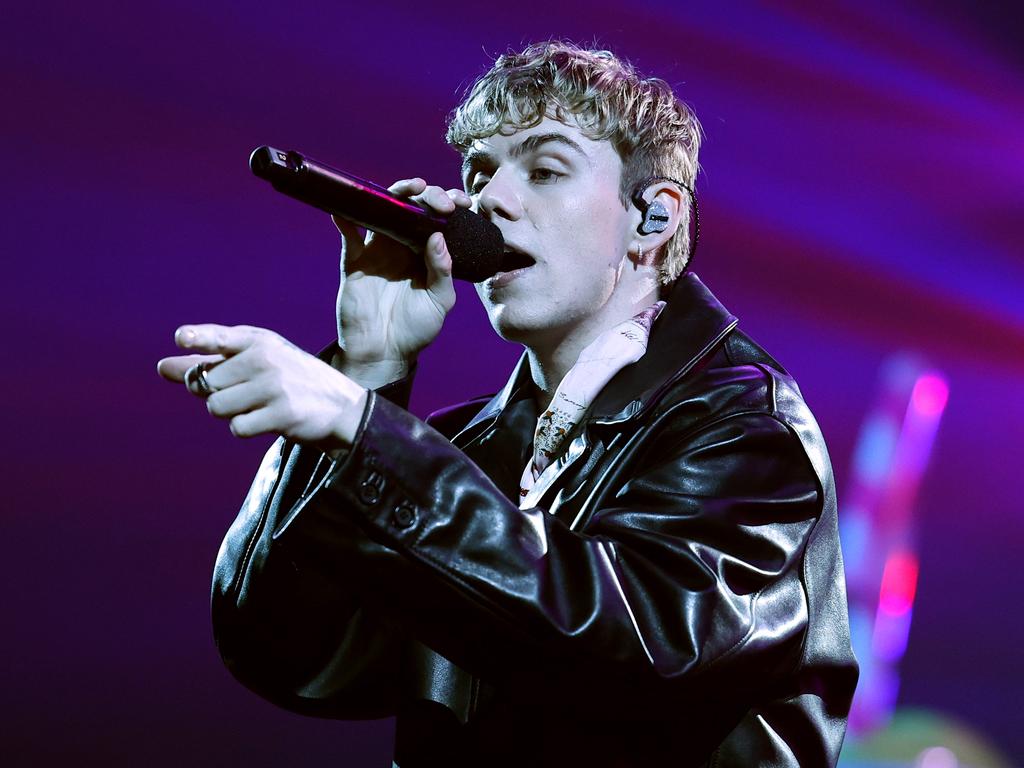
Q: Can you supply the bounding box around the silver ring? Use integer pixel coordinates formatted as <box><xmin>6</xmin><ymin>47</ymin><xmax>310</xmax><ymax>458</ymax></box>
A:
<box><xmin>184</xmin><ymin>362</ymin><xmax>215</xmax><ymax>398</ymax></box>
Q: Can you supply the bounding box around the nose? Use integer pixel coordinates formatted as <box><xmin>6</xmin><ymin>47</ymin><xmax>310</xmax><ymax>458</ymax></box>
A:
<box><xmin>474</xmin><ymin>169</ymin><xmax>523</xmax><ymax>222</ymax></box>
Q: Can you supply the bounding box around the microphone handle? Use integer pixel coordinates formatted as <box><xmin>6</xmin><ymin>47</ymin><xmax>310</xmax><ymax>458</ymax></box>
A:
<box><xmin>249</xmin><ymin>146</ymin><xmax>445</xmax><ymax>251</ymax></box>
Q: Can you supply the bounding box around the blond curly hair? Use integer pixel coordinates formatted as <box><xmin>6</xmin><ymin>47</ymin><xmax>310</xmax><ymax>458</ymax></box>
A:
<box><xmin>446</xmin><ymin>40</ymin><xmax>702</xmax><ymax>282</ymax></box>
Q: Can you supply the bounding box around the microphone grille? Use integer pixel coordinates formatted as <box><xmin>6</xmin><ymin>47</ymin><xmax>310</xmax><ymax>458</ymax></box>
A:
<box><xmin>442</xmin><ymin>208</ymin><xmax>505</xmax><ymax>282</ymax></box>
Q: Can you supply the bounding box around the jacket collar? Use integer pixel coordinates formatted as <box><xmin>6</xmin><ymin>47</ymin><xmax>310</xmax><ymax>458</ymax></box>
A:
<box><xmin>455</xmin><ymin>272</ymin><xmax>737</xmax><ymax>439</ymax></box>
<box><xmin>454</xmin><ymin>354</ymin><xmax>531</xmax><ymax>440</ymax></box>
<box><xmin>590</xmin><ymin>271</ymin><xmax>738</xmax><ymax>424</ymax></box>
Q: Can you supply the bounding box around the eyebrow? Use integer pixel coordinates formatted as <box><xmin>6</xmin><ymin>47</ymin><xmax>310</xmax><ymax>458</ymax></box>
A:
<box><xmin>462</xmin><ymin>132</ymin><xmax>589</xmax><ymax>176</ymax></box>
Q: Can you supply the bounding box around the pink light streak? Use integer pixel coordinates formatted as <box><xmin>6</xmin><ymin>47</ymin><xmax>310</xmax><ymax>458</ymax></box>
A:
<box><xmin>911</xmin><ymin>373</ymin><xmax>950</xmax><ymax>417</ymax></box>
<box><xmin>878</xmin><ymin>550</ymin><xmax>919</xmax><ymax>617</ymax></box>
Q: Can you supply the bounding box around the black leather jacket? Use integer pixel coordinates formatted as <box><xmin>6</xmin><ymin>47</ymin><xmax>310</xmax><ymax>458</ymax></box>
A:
<box><xmin>212</xmin><ymin>273</ymin><xmax>858</xmax><ymax>767</ymax></box>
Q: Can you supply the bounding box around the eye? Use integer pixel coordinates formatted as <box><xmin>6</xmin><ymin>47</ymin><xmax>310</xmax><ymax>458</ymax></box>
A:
<box><xmin>530</xmin><ymin>167</ymin><xmax>562</xmax><ymax>183</ymax></box>
<box><xmin>469</xmin><ymin>174</ymin><xmax>491</xmax><ymax>194</ymax></box>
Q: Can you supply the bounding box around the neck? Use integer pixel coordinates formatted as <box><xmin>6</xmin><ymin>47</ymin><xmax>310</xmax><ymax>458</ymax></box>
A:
<box><xmin>526</xmin><ymin>285</ymin><xmax>661</xmax><ymax>411</ymax></box>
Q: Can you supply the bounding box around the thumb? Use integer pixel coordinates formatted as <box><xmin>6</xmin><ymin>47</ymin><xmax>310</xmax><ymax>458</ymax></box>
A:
<box><xmin>332</xmin><ymin>215</ymin><xmax>365</xmax><ymax>264</ymax></box>
<box><xmin>424</xmin><ymin>232</ymin><xmax>456</xmax><ymax>308</ymax></box>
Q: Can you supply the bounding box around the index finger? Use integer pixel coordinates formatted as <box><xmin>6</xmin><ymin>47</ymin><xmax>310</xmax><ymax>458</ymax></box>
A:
<box><xmin>175</xmin><ymin>324</ymin><xmax>267</xmax><ymax>355</ymax></box>
<box><xmin>387</xmin><ymin>178</ymin><xmax>427</xmax><ymax>196</ymax></box>
<box><xmin>446</xmin><ymin>188</ymin><xmax>472</xmax><ymax>207</ymax></box>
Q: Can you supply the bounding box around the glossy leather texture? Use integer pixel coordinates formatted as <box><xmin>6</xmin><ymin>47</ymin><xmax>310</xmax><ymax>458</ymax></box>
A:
<box><xmin>212</xmin><ymin>273</ymin><xmax>858</xmax><ymax>767</ymax></box>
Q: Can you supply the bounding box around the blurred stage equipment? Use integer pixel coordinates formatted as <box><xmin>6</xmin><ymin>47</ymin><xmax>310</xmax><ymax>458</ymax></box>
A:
<box><xmin>840</xmin><ymin>354</ymin><xmax>949</xmax><ymax>735</ymax></box>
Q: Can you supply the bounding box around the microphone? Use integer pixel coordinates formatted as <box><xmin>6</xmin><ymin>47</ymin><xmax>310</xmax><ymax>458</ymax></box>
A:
<box><xmin>249</xmin><ymin>146</ymin><xmax>507</xmax><ymax>282</ymax></box>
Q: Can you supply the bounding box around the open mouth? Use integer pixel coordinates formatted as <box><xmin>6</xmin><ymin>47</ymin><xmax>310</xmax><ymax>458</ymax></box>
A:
<box><xmin>498</xmin><ymin>245</ymin><xmax>535</xmax><ymax>273</ymax></box>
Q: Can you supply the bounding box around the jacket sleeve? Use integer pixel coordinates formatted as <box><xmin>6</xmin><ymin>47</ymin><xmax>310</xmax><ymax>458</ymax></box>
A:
<box><xmin>211</xmin><ymin>373</ymin><xmax>415</xmax><ymax>719</ymax></box>
<box><xmin>258</xmin><ymin>390</ymin><xmax>825</xmax><ymax>717</ymax></box>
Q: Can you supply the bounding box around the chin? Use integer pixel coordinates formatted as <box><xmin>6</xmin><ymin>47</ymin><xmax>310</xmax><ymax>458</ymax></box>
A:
<box><xmin>479</xmin><ymin>301</ymin><xmax>538</xmax><ymax>341</ymax></box>
<box><xmin>486</xmin><ymin>312</ymin><xmax>538</xmax><ymax>344</ymax></box>
<box><xmin>482</xmin><ymin>301</ymin><xmax>583</xmax><ymax>347</ymax></box>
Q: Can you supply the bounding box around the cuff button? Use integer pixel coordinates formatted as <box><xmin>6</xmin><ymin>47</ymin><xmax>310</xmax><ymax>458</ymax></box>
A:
<box><xmin>358</xmin><ymin>481</ymin><xmax>382</xmax><ymax>505</ymax></box>
<box><xmin>392</xmin><ymin>503</ymin><xmax>417</xmax><ymax>529</ymax></box>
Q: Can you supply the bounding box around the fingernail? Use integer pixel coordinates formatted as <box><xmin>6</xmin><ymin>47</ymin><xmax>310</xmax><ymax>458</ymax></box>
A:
<box><xmin>176</xmin><ymin>326</ymin><xmax>197</xmax><ymax>346</ymax></box>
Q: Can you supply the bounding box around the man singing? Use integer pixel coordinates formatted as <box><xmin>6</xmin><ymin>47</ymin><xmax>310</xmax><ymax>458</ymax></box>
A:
<box><xmin>159</xmin><ymin>41</ymin><xmax>858</xmax><ymax>767</ymax></box>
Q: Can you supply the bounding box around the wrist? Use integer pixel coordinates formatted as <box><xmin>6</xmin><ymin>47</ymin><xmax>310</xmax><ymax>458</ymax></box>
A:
<box><xmin>325</xmin><ymin>379</ymin><xmax>369</xmax><ymax>453</ymax></box>
<box><xmin>331</xmin><ymin>352</ymin><xmax>414</xmax><ymax>390</ymax></box>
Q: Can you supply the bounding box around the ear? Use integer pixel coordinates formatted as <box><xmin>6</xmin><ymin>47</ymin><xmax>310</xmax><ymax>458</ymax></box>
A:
<box><xmin>629</xmin><ymin>181</ymin><xmax>686</xmax><ymax>266</ymax></box>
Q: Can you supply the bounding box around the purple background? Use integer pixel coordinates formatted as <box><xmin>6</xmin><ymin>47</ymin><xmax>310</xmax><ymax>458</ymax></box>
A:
<box><xmin>4</xmin><ymin>1</ymin><xmax>1022</xmax><ymax>764</ymax></box>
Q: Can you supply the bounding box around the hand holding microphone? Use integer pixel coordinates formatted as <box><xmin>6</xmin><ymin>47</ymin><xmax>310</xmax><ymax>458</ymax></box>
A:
<box><xmin>330</xmin><ymin>176</ymin><xmax>465</xmax><ymax>388</ymax></box>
